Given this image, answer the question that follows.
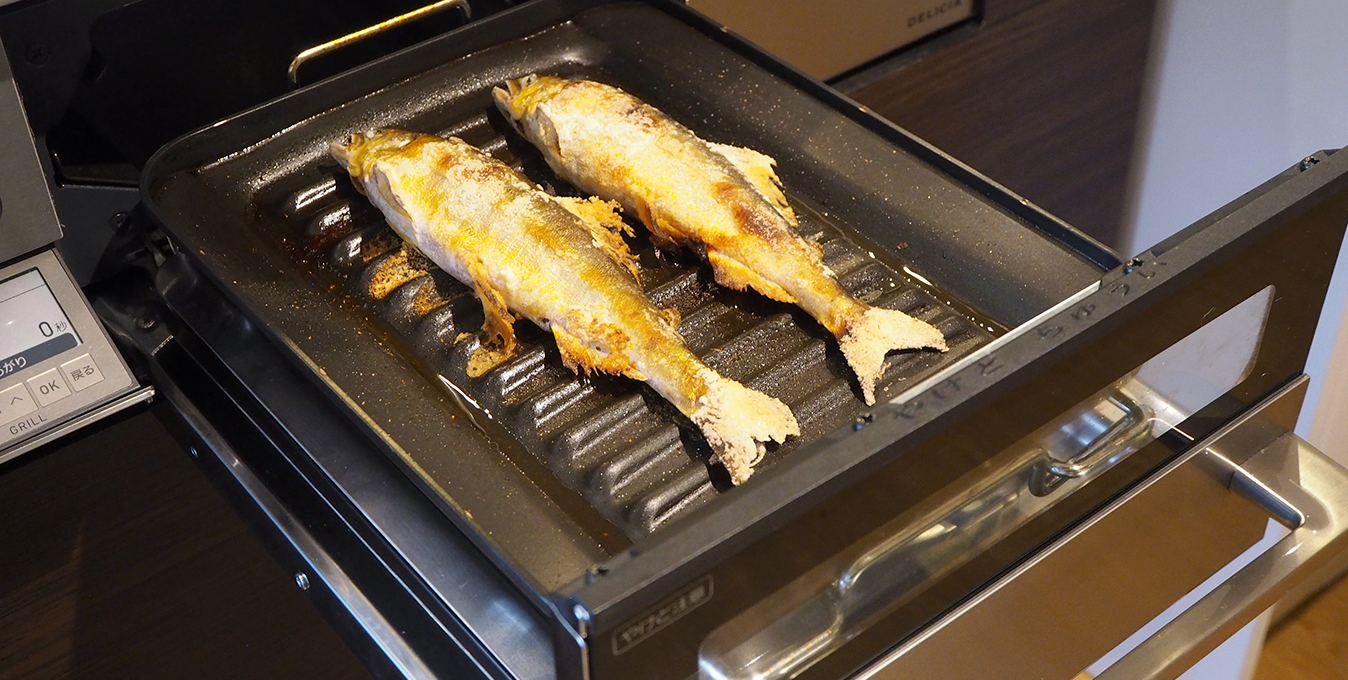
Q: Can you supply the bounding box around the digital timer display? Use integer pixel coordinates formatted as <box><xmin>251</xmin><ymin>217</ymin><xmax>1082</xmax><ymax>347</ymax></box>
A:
<box><xmin>0</xmin><ymin>269</ymin><xmax>80</xmax><ymax>379</ymax></box>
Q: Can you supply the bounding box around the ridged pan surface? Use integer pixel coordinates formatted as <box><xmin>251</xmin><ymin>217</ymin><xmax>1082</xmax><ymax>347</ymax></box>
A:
<box><xmin>281</xmin><ymin>121</ymin><xmax>993</xmax><ymax>537</ymax></box>
<box><xmin>144</xmin><ymin>1</ymin><xmax>1106</xmax><ymax>573</ymax></box>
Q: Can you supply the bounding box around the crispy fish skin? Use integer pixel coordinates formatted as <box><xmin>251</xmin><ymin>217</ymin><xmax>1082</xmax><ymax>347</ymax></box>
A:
<box><xmin>494</xmin><ymin>76</ymin><xmax>948</xmax><ymax>405</ymax></box>
<box><xmin>331</xmin><ymin>130</ymin><xmax>797</xmax><ymax>483</ymax></box>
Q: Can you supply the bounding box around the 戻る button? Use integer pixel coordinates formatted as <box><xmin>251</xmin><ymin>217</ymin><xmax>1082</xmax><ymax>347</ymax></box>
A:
<box><xmin>0</xmin><ymin>383</ymin><xmax>37</xmax><ymax>424</ymax></box>
<box><xmin>27</xmin><ymin>369</ymin><xmax>70</xmax><ymax>407</ymax></box>
<box><xmin>60</xmin><ymin>354</ymin><xmax>105</xmax><ymax>392</ymax></box>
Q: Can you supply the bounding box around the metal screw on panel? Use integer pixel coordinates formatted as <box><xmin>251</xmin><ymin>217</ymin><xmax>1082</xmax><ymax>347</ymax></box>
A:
<box><xmin>25</xmin><ymin>43</ymin><xmax>49</xmax><ymax>65</ymax></box>
<box><xmin>110</xmin><ymin>211</ymin><xmax>132</xmax><ymax>233</ymax></box>
<box><xmin>1300</xmin><ymin>156</ymin><xmax>1321</xmax><ymax>171</ymax></box>
<box><xmin>136</xmin><ymin>317</ymin><xmax>157</xmax><ymax>329</ymax></box>
<box><xmin>295</xmin><ymin>572</ymin><xmax>311</xmax><ymax>590</ymax></box>
<box><xmin>583</xmin><ymin>565</ymin><xmax>609</xmax><ymax>584</ymax></box>
<box><xmin>189</xmin><ymin>447</ymin><xmax>199</xmax><ymax>459</ymax></box>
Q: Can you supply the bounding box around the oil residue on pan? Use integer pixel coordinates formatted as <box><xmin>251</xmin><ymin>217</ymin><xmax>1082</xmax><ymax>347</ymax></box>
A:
<box><xmin>274</xmin><ymin>114</ymin><xmax>992</xmax><ymax>540</ymax></box>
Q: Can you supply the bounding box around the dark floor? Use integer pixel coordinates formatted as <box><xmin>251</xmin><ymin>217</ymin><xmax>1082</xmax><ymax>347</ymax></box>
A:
<box><xmin>0</xmin><ymin>406</ymin><xmax>371</xmax><ymax>680</ymax></box>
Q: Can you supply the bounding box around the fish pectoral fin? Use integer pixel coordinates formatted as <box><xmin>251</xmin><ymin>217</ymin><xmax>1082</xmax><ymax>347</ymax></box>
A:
<box><xmin>554</xmin><ymin>196</ymin><xmax>641</xmax><ymax>281</ymax></box>
<box><xmin>371</xmin><ymin>167</ymin><xmax>413</xmax><ymax>221</ymax></box>
<box><xmin>466</xmin><ymin>282</ymin><xmax>518</xmax><ymax>377</ymax></box>
<box><xmin>551</xmin><ymin>322</ymin><xmax>647</xmax><ymax>381</ymax></box>
<box><xmin>637</xmin><ymin>200</ymin><xmax>685</xmax><ymax>251</ymax></box>
<box><xmin>707</xmin><ymin>249</ymin><xmax>797</xmax><ymax>304</ymax></box>
<box><xmin>707</xmin><ymin>142</ymin><xmax>798</xmax><ymax>228</ymax></box>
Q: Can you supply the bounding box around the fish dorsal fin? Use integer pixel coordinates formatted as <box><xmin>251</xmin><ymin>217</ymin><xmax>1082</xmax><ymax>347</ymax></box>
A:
<box><xmin>707</xmin><ymin>142</ymin><xmax>798</xmax><ymax>228</ymax></box>
<box><xmin>554</xmin><ymin>196</ymin><xmax>641</xmax><ymax>281</ymax></box>
<box><xmin>707</xmin><ymin>249</ymin><xmax>797</xmax><ymax>304</ymax></box>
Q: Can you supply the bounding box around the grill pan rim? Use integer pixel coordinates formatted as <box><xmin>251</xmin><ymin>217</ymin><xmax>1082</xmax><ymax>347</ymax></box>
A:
<box><xmin>139</xmin><ymin>0</ymin><xmax>1113</xmax><ymax>612</ymax></box>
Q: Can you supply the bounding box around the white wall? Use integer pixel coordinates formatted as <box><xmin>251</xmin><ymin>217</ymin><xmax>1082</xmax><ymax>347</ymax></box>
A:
<box><xmin>1121</xmin><ymin>0</ymin><xmax>1291</xmax><ymax>251</ymax></box>
<box><xmin>1124</xmin><ymin>0</ymin><xmax>1348</xmax><ymax>461</ymax></box>
<box><xmin>1116</xmin><ymin>1</ymin><xmax>1348</xmax><ymax>679</ymax></box>
<box><xmin>1290</xmin><ymin>1</ymin><xmax>1348</xmax><ymax>465</ymax></box>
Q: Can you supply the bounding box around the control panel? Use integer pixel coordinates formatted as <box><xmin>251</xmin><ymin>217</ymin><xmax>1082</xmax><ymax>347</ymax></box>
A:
<box><xmin>0</xmin><ymin>249</ymin><xmax>139</xmax><ymax>465</ymax></box>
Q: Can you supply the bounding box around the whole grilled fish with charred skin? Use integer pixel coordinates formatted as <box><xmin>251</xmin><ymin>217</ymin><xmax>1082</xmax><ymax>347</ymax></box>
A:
<box><xmin>494</xmin><ymin>75</ymin><xmax>948</xmax><ymax>405</ymax></box>
<box><xmin>331</xmin><ymin>130</ymin><xmax>798</xmax><ymax>484</ymax></box>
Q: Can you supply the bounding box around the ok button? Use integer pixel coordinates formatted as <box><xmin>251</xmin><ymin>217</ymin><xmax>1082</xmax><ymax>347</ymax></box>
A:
<box><xmin>27</xmin><ymin>368</ymin><xmax>70</xmax><ymax>407</ymax></box>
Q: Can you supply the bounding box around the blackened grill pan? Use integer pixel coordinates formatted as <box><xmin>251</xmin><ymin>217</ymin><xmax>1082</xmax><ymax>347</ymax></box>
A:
<box><xmin>142</xmin><ymin>0</ymin><xmax>1108</xmax><ymax>594</ymax></box>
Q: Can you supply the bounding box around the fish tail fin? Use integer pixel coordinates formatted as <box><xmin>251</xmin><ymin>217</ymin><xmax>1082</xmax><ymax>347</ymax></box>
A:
<box><xmin>690</xmin><ymin>375</ymin><xmax>800</xmax><ymax>484</ymax></box>
<box><xmin>838</xmin><ymin>306</ymin><xmax>947</xmax><ymax>405</ymax></box>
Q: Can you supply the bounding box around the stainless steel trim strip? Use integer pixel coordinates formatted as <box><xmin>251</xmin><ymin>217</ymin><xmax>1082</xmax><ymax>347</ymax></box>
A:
<box><xmin>1095</xmin><ymin>432</ymin><xmax>1348</xmax><ymax>679</ymax></box>
<box><xmin>0</xmin><ymin>385</ymin><xmax>154</xmax><ymax>465</ymax></box>
<box><xmin>202</xmin><ymin>420</ymin><xmax>439</xmax><ymax>680</ymax></box>
<box><xmin>891</xmin><ymin>280</ymin><xmax>1099</xmax><ymax>405</ymax></box>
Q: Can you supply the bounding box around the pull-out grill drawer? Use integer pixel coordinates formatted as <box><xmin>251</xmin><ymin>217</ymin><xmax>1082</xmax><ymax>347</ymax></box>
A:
<box><xmin>144</xmin><ymin>0</ymin><xmax>1106</xmax><ymax>593</ymax></box>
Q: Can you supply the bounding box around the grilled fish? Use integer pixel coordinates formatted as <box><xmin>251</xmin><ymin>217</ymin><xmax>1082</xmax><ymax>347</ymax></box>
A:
<box><xmin>331</xmin><ymin>130</ymin><xmax>798</xmax><ymax>484</ymax></box>
<box><xmin>494</xmin><ymin>76</ymin><xmax>948</xmax><ymax>405</ymax></box>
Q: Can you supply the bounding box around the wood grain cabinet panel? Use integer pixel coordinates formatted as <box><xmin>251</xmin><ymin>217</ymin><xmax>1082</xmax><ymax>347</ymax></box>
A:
<box><xmin>840</xmin><ymin>0</ymin><xmax>1159</xmax><ymax>249</ymax></box>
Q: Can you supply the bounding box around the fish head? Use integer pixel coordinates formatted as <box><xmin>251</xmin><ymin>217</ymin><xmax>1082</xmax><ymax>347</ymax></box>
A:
<box><xmin>329</xmin><ymin>128</ymin><xmax>424</xmax><ymax>178</ymax></box>
<box><xmin>493</xmin><ymin>75</ymin><xmax>572</xmax><ymax>154</ymax></box>
<box><xmin>492</xmin><ymin>74</ymin><xmax>569</xmax><ymax>121</ymax></box>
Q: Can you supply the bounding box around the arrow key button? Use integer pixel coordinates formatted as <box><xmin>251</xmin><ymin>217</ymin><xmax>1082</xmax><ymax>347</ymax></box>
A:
<box><xmin>0</xmin><ymin>383</ymin><xmax>37</xmax><ymax>424</ymax></box>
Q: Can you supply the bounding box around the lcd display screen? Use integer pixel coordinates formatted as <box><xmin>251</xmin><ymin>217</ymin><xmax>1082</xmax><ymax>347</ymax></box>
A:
<box><xmin>0</xmin><ymin>269</ymin><xmax>80</xmax><ymax>379</ymax></box>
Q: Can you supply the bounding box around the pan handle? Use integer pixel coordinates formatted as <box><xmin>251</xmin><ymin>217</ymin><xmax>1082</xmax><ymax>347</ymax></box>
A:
<box><xmin>287</xmin><ymin>0</ymin><xmax>472</xmax><ymax>87</ymax></box>
<box><xmin>1092</xmin><ymin>430</ymin><xmax>1348</xmax><ymax>680</ymax></box>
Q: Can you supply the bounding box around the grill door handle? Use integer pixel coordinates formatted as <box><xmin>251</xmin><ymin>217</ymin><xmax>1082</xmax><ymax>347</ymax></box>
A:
<box><xmin>699</xmin><ymin>389</ymin><xmax>1159</xmax><ymax>680</ymax></box>
<box><xmin>287</xmin><ymin>0</ymin><xmax>472</xmax><ymax>87</ymax></box>
<box><xmin>1029</xmin><ymin>391</ymin><xmax>1150</xmax><ymax>496</ymax></box>
<box><xmin>1094</xmin><ymin>431</ymin><xmax>1348</xmax><ymax>680</ymax></box>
